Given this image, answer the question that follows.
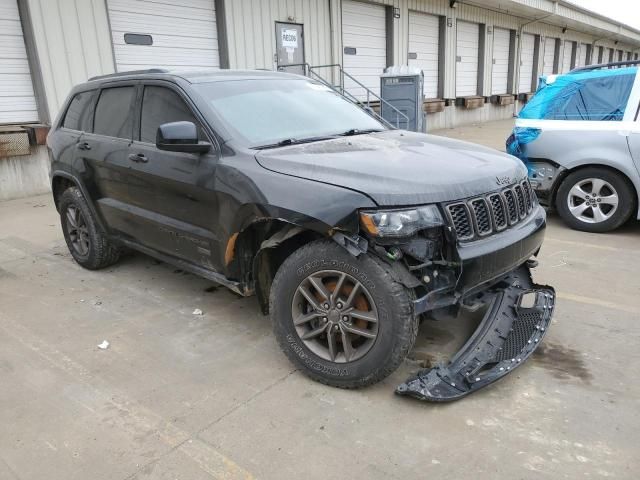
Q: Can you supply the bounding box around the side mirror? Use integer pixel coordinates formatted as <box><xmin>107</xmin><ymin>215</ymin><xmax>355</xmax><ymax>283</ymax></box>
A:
<box><xmin>156</xmin><ymin>121</ymin><xmax>211</xmax><ymax>154</ymax></box>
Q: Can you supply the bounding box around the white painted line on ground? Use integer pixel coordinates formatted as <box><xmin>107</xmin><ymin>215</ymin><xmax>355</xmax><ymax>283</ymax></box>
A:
<box><xmin>545</xmin><ymin>237</ymin><xmax>639</xmax><ymax>254</ymax></box>
<box><xmin>557</xmin><ymin>292</ymin><xmax>638</xmax><ymax>314</ymax></box>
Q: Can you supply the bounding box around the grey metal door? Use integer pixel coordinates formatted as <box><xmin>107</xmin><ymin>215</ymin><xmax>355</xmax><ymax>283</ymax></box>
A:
<box><xmin>275</xmin><ymin>22</ymin><xmax>304</xmax><ymax>74</ymax></box>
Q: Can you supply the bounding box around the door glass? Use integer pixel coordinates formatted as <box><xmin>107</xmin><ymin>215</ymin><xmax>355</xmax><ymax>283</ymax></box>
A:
<box><xmin>93</xmin><ymin>86</ymin><xmax>135</xmax><ymax>139</ymax></box>
<box><xmin>63</xmin><ymin>90</ymin><xmax>96</xmax><ymax>131</ymax></box>
<box><xmin>139</xmin><ymin>86</ymin><xmax>203</xmax><ymax>143</ymax></box>
<box><xmin>275</xmin><ymin>22</ymin><xmax>304</xmax><ymax>74</ymax></box>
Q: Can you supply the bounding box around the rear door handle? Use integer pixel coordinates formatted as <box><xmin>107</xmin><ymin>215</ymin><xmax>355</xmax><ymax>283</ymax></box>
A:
<box><xmin>78</xmin><ymin>142</ymin><xmax>91</xmax><ymax>151</ymax></box>
<box><xmin>128</xmin><ymin>153</ymin><xmax>149</xmax><ymax>163</ymax></box>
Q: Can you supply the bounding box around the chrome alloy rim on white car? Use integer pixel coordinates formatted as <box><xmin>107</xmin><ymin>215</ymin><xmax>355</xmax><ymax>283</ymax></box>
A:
<box><xmin>567</xmin><ymin>178</ymin><xmax>619</xmax><ymax>224</ymax></box>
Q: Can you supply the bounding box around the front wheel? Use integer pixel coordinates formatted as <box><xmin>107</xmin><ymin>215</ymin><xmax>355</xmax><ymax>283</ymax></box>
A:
<box><xmin>269</xmin><ymin>240</ymin><xmax>418</xmax><ymax>388</ymax></box>
<box><xmin>555</xmin><ymin>167</ymin><xmax>635</xmax><ymax>233</ymax></box>
<box><xmin>59</xmin><ymin>187</ymin><xmax>121</xmax><ymax>269</ymax></box>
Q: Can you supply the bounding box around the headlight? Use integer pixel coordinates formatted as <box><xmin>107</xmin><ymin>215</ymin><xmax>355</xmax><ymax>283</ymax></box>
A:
<box><xmin>359</xmin><ymin>205</ymin><xmax>444</xmax><ymax>237</ymax></box>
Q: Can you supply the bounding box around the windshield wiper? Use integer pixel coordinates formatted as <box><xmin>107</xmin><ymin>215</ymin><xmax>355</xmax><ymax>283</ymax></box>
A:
<box><xmin>337</xmin><ymin>128</ymin><xmax>385</xmax><ymax>136</ymax></box>
<box><xmin>254</xmin><ymin>136</ymin><xmax>336</xmax><ymax>150</ymax></box>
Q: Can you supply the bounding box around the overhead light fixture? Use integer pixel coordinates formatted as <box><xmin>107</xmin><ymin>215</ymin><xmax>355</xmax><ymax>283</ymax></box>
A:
<box><xmin>450</xmin><ymin>0</ymin><xmax>458</xmax><ymax>8</ymax></box>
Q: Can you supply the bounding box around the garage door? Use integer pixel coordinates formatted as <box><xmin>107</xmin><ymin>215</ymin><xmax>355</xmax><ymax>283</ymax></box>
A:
<box><xmin>561</xmin><ymin>41</ymin><xmax>573</xmax><ymax>73</ymax></box>
<box><xmin>543</xmin><ymin>37</ymin><xmax>556</xmax><ymax>76</ymax></box>
<box><xmin>491</xmin><ymin>27</ymin><xmax>510</xmax><ymax>95</ymax></box>
<box><xmin>107</xmin><ymin>0</ymin><xmax>219</xmax><ymax>72</ymax></box>
<box><xmin>0</xmin><ymin>0</ymin><xmax>38</xmax><ymax>123</ymax></box>
<box><xmin>456</xmin><ymin>21</ymin><xmax>479</xmax><ymax>96</ymax></box>
<box><xmin>408</xmin><ymin>11</ymin><xmax>440</xmax><ymax>99</ymax></box>
<box><xmin>518</xmin><ymin>33</ymin><xmax>535</xmax><ymax>92</ymax></box>
<box><xmin>342</xmin><ymin>0</ymin><xmax>387</xmax><ymax>99</ymax></box>
<box><xmin>576</xmin><ymin>43</ymin><xmax>588</xmax><ymax>67</ymax></box>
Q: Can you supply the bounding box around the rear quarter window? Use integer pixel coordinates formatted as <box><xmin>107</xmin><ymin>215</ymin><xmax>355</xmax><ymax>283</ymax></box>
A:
<box><xmin>62</xmin><ymin>90</ymin><xmax>96</xmax><ymax>131</ymax></box>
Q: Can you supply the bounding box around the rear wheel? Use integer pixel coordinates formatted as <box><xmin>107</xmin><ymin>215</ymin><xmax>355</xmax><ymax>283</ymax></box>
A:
<box><xmin>556</xmin><ymin>168</ymin><xmax>635</xmax><ymax>233</ymax></box>
<box><xmin>59</xmin><ymin>187</ymin><xmax>121</xmax><ymax>269</ymax></box>
<box><xmin>270</xmin><ymin>240</ymin><xmax>418</xmax><ymax>388</ymax></box>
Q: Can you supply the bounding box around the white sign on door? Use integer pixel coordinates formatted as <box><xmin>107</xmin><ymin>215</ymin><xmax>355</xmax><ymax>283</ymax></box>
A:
<box><xmin>281</xmin><ymin>29</ymin><xmax>298</xmax><ymax>49</ymax></box>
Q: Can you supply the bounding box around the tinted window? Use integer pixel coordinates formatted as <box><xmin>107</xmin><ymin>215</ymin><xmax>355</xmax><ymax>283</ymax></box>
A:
<box><xmin>93</xmin><ymin>86</ymin><xmax>135</xmax><ymax>138</ymax></box>
<box><xmin>140</xmin><ymin>86</ymin><xmax>202</xmax><ymax>143</ymax></box>
<box><xmin>63</xmin><ymin>91</ymin><xmax>96</xmax><ymax>131</ymax></box>
<box><xmin>545</xmin><ymin>73</ymin><xmax>635</xmax><ymax>121</ymax></box>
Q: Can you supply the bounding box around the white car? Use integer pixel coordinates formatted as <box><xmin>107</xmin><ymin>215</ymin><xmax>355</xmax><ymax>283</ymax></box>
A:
<box><xmin>507</xmin><ymin>61</ymin><xmax>640</xmax><ymax>232</ymax></box>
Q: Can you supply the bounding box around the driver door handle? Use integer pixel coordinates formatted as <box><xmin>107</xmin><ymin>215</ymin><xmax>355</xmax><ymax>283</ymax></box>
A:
<box><xmin>78</xmin><ymin>142</ymin><xmax>91</xmax><ymax>151</ymax></box>
<box><xmin>128</xmin><ymin>153</ymin><xmax>149</xmax><ymax>163</ymax></box>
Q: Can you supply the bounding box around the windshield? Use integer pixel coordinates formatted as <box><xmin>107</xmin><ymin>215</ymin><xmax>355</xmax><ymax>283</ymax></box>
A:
<box><xmin>194</xmin><ymin>79</ymin><xmax>385</xmax><ymax>147</ymax></box>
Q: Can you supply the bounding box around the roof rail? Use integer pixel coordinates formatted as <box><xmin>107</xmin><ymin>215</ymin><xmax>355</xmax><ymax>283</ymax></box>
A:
<box><xmin>88</xmin><ymin>68</ymin><xmax>170</xmax><ymax>82</ymax></box>
<box><xmin>571</xmin><ymin>60</ymin><xmax>640</xmax><ymax>73</ymax></box>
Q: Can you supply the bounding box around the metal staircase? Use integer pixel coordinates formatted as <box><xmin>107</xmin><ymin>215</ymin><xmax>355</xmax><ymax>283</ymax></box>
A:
<box><xmin>284</xmin><ymin>63</ymin><xmax>409</xmax><ymax>129</ymax></box>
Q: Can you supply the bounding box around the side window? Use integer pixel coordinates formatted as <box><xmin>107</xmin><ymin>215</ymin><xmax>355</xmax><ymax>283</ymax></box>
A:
<box><xmin>93</xmin><ymin>86</ymin><xmax>136</xmax><ymax>138</ymax></box>
<box><xmin>545</xmin><ymin>73</ymin><xmax>636</xmax><ymax>121</ymax></box>
<box><xmin>140</xmin><ymin>86</ymin><xmax>203</xmax><ymax>144</ymax></box>
<box><xmin>62</xmin><ymin>91</ymin><xmax>96</xmax><ymax>131</ymax></box>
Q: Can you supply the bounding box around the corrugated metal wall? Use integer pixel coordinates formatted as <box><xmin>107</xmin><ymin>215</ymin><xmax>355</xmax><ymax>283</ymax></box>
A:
<box><xmin>224</xmin><ymin>0</ymin><xmax>332</xmax><ymax>70</ymax></box>
<box><xmin>25</xmin><ymin>0</ymin><xmax>115</xmax><ymax>120</ymax></box>
<box><xmin>19</xmin><ymin>0</ymin><xmax>640</xmax><ymax>128</ymax></box>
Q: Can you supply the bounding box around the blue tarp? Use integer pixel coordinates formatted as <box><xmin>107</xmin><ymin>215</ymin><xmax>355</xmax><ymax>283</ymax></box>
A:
<box><xmin>508</xmin><ymin>67</ymin><xmax>637</xmax><ymax>164</ymax></box>
<box><xmin>518</xmin><ymin>67</ymin><xmax>637</xmax><ymax>121</ymax></box>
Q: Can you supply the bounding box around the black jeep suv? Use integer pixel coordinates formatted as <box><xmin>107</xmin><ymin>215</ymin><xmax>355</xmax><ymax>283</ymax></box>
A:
<box><xmin>48</xmin><ymin>69</ymin><xmax>555</xmax><ymax>401</ymax></box>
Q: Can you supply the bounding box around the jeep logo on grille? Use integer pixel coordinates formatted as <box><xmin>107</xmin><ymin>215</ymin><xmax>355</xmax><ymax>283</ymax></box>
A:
<box><xmin>496</xmin><ymin>175</ymin><xmax>513</xmax><ymax>186</ymax></box>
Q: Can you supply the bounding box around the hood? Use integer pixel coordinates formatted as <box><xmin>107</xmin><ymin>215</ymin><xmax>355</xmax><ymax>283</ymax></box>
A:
<box><xmin>255</xmin><ymin>130</ymin><xmax>528</xmax><ymax>206</ymax></box>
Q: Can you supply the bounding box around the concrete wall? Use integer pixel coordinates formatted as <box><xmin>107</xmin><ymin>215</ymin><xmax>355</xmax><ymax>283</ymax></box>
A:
<box><xmin>0</xmin><ymin>146</ymin><xmax>50</xmax><ymax>201</ymax></box>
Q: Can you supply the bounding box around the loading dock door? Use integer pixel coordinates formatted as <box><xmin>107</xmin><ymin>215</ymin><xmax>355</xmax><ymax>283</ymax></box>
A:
<box><xmin>577</xmin><ymin>43</ymin><xmax>588</xmax><ymax>67</ymax></box>
<box><xmin>518</xmin><ymin>33</ymin><xmax>535</xmax><ymax>93</ymax></box>
<box><xmin>342</xmin><ymin>0</ymin><xmax>387</xmax><ymax>99</ymax></box>
<box><xmin>491</xmin><ymin>27</ymin><xmax>511</xmax><ymax>95</ymax></box>
<box><xmin>408</xmin><ymin>11</ymin><xmax>440</xmax><ymax>99</ymax></box>
<box><xmin>107</xmin><ymin>0</ymin><xmax>220</xmax><ymax>71</ymax></box>
<box><xmin>562</xmin><ymin>41</ymin><xmax>573</xmax><ymax>73</ymax></box>
<box><xmin>456</xmin><ymin>21</ymin><xmax>480</xmax><ymax>96</ymax></box>
<box><xmin>0</xmin><ymin>0</ymin><xmax>38</xmax><ymax>123</ymax></box>
<box><xmin>543</xmin><ymin>37</ymin><xmax>556</xmax><ymax>76</ymax></box>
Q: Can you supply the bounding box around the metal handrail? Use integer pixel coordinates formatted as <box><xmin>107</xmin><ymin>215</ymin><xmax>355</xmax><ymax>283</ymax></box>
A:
<box><xmin>280</xmin><ymin>62</ymin><xmax>409</xmax><ymax>129</ymax></box>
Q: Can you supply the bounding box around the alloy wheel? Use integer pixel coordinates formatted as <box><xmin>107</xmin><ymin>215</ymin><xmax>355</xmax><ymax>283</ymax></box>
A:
<box><xmin>291</xmin><ymin>270</ymin><xmax>379</xmax><ymax>363</ymax></box>
<box><xmin>65</xmin><ymin>205</ymin><xmax>90</xmax><ymax>256</ymax></box>
<box><xmin>567</xmin><ymin>178</ymin><xmax>619</xmax><ymax>224</ymax></box>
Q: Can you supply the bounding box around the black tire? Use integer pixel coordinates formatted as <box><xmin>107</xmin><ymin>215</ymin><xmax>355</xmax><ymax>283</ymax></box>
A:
<box><xmin>59</xmin><ymin>187</ymin><xmax>121</xmax><ymax>270</ymax></box>
<box><xmin>555</xmin><ymin>167</ymin><xmax>635</xmax><ymax>233</ymax></box>
<box><xmin>269</xmin><ymin>239</ymin><xmax>418</xmax><ymax>388</ymax></box>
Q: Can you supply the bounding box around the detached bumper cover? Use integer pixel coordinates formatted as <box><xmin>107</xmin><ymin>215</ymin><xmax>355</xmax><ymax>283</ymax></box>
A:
<box><xmin>397</xmin><ymin>267</ymin><xmax>555</xmax><ymax>402</ymax></box>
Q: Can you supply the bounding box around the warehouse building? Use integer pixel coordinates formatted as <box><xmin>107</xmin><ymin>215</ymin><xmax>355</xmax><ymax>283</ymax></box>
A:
<box><xmin>2</xmin><ymin>0</ymin><xmax>640</xmax><ymax>200</ymax></box>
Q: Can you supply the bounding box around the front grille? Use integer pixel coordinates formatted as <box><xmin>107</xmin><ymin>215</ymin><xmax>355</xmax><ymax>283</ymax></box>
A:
<box><xmin>488</xmin><ymin>194</ymin><xmax>507</xmax><ymax>230</ymax></box>
<box><xmin>448</xmin><ymin>203</ymin><xmax>473</xmax><ymax>240</ymax></box>
<box><xmin>514</xmin><ymin>184</ymin><xmax>526</xmax><ymax>218</ymax></box>
<box><xmin>445</xmin><ymin>180</ymin><xmax>537</xmax><ymax>242</ymax></box>
<box><xmin>470</xmin><ymin>199</ymin><xmax>491</xmax><ymax>236</ymax></box>
<box><xmin>503</xmin><ymin>189</ymin><xmax>518</xmax><ymax>223</ymax></box>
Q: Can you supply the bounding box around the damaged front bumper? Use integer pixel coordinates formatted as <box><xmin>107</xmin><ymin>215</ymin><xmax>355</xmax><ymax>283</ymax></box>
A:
<box><xmin>397</xmin><ymin>266</ymin><xmax>555</xmax><ymax>402</ymax></box>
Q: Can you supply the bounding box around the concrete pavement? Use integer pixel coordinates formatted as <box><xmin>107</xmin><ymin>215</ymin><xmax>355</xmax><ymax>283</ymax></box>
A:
<box><xmin>1</xmin><ymin>121</ymin><xmax>639</xmax><ymax>479</ymax></box>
